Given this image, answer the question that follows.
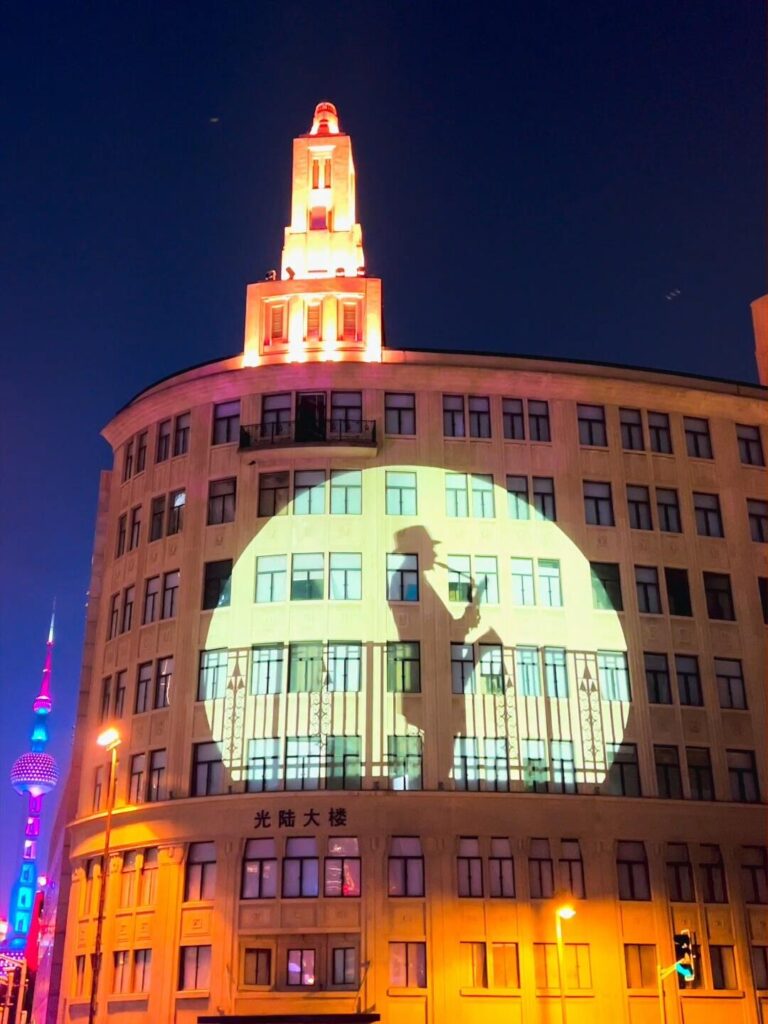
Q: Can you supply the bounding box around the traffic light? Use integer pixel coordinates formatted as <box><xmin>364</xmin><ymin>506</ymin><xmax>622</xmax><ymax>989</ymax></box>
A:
<box><xmin>673</xmin><ymin>930</ymin><xmax>695</xmax><ymax>981</ymax></box>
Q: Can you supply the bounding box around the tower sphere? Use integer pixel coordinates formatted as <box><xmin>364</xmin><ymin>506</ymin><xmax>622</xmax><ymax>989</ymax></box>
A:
<box><xmin>10</xmin><ymin>751</ymin><xmax>59</xmax><ymax>796</ymax></box>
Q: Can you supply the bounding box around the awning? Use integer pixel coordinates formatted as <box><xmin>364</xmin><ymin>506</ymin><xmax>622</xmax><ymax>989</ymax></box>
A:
<box><xmin>198</xmin><ymin>1015</ymin><xmax>381</xmax><ymax>1023</ymax></box>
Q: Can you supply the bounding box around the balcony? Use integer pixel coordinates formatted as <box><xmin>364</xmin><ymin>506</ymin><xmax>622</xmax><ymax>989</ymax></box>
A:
<box><xmin>239</xmin><ymin>419</ymin><xmax>377</xmax><ymax>457</ymax></box>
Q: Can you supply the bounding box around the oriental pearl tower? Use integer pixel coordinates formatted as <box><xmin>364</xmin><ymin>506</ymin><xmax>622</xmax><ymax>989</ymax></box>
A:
<box><xmin>5</xmin><ymin>613</ymin><xmax>59</xmax><ymax>951</ymax></box>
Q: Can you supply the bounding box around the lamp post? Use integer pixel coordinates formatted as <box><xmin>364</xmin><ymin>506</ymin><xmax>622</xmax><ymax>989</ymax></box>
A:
<box><xmin>87</xmin><ymin>727</ymin><xmax>121</xmax><ymax>1024</ymax></box>
<box><xmin>555</xmin><ymin>900</ymin><xmax>576</xmax><ymax>1024</ymax></box>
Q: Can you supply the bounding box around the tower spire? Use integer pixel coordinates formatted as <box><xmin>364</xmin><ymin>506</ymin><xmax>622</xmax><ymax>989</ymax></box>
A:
<box><xmin>33</xmin><ymin>604</ymin><xmax>55</xmax><ymax>715</ymax></box>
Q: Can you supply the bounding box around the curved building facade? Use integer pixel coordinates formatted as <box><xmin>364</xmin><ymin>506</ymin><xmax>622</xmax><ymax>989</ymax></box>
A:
<box><xmin>57</xmin><ymin>104</ymin><xmax>768</xmax><ymax>1024</ymax></box>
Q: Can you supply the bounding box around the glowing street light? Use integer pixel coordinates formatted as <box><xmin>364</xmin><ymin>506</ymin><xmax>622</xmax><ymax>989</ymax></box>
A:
<box><xmin>555</xmin><ymin>898</ymin><xmax>576</xmax><ymax>1024</ymax></box>
<box><xmin>88</xmin><ymin>727</ymin><xmax>121</xmax><ymax>1024</ymax></box>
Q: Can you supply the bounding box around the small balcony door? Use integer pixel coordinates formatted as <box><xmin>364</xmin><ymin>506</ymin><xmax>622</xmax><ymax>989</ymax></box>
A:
<box><xmin>296</xmin><ymin>392</ymin><xmax>326</xmax><ymax>442</ymax></box>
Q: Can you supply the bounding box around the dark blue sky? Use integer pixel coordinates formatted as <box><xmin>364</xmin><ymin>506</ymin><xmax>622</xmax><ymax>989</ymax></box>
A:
<box><xmin>0</xmin><ymin>2</ymin><xmax>764</xmax><ymax>898</ymax></box>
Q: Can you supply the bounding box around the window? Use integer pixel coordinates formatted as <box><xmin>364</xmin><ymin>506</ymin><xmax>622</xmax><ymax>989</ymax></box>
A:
<box><xmin>288</xmin><ymin>642</ymin><xmax>323</xmax><ymax>692</ymax></box>
<box><xmin>516</xmin><ymin>648</ymin><xmax>541</xmax><ymax>696</ymax></box>
<box><xmin>258</xmin><ymin>471</ymin><xmax>289</xmax><ymax>517</ymax></box>
<box><xmin>291</xmin><ymin>553</ymin><xmax>325</xmax><ymax>600</ymax></box>
<box><xmin>620</xmin><ymin>408</ymin><xmax>644</xmax><ymax>450</ymax></box>
<box><xmin>523</xmin><ymin>738</ymin><xmax>547</xmax><ymax>792</ymax></box>
<box><xmin>528</xmin><ymin>399</ymin><xmax>551</xmax><ymax>441</ymax></box>
<box><xmin>179</xmin><ymin>945</ymin><xmax>211</xmax><ymax>990</ymax></box>
<box><xmin>665</xmin><ymin>567</ymin><xmax>692</xmax><ymax>616</ymax></box>
<box><xmin>737</xmin><ymin>423</ymin><xmax>765</xmax><ymax>465</ymax></box>
<box><xmin>752</xmin><ymin>946</ymin><xmax>768</xmax><ymax>989</ymax></box>
<box><xmin>710</xmin><ymin>946</ymin><xmax>737</xmax><ymax>990</ymax></box>
<box><xmin>538</xmin><ymin>559</ymin><xmax>562</xmax><ymax>606</ymax></box>
<box><xmin>135</xmin><ymin>430</ymin><xmax>147</xmax><ymax>473</ymax></box>
<box><xmin>445</xmin><ymin>473</ymin><xmax>468</xmax><ymax>517</ymax></box>
<box><xmin>715</xmin><ymin>658</ymin><xmax>746</xmax><ymax>709</ymax></box>
<box><xmin>387</xmin><ymin>553</ymin><xmax>418</xmax><ymax>601</ymax></box>
<box><xmin>286</xmin><ymin>736</ymin><xmax>322</xmax><ymax>790</ymax></box>
<box><xmin>156</xmin><ymin>419</ymin><xmax>171</xmax><ymax>462</ymax></box>
<box><xmin>551</xmin><ymin>741</ymin><xmax>576</xmax><ymax>794</ymax></box>
<box><xmin>606</xmin><ymin>745</ymin><xmax>638</xmax><ymax>798</ymax></box>
<box><xmin>329</xmin><ymin>553</ymin><xmax>362</xmax><ymax>600</ymax></box>
<box><xmin>742</xmin><ymin>847</ymin><xmax>768</xmax><ymax>903</ymax></box>
<box><xmin>129</xmin><ymin>506</ymin><xmax>141</xmax><ymax>550</ymax></box>
<box><xmin>627</xmin><ymin>485</ymin><xmax>652</xmax><ymax>530</ymax></box>
<box><xmin>386</xmin><ymin>471</ymin><xmax>417</xmax><ymax>515</ymax></box>
<box><xmin>448</xmin><ymin>555</ymin><xmax>472</xmax><ymax>603</ymax></box>
<box><xmin>251</xmin><ymin>645</ymin><xmax>283</xmax><ymax>695</ymax></box>
<box><xmin>533</xmin><ymin>476</ymin><xmax>556</xmax><ymax>520</ymax></box>
<box><xmin>294</xmin><ymin>470</ymin><xmax>325</xmax><ymax>515</ymax></box>
<box><xmin>173</xmin><ymin>413</ymin><xmax>190</xmax><ymax>456</ymax></box>
<box><xmin>666</xmin><ymin>843</ymin><xmax>694</xmax><ymax>901</ymax></box>
<box><xmin>703</xmin><ymin>572</ymin><xmax>735</xmax><ymax>620</ymax></box>
<box><xmin>457</xmin><ymin>837</ymin><xmax>483</xmax><ymax>897</ymax></box>
<box><xmin>506</xmin><ymin>475</ymin><xmax>529</xmax><ymax>519</ymax></box>
<box><xmin>242</xmin><ymin>838</ymin><xmax>277</xmax><ymax>899</ymax></box>
<box><xmin>330</xmin><ymin>391</ymin><xmax>362</xmax><ymax>433</ymax></box>
<box><xmin>161</xmin><ymin>569</ymin><xmax>179</xmax><ymax>619</ymax></box>
<box><xmin>471</xmin><ymin>473</ymin><xmax>495</xmax><ymax>517</ymax></box>
<box><xmin>283</xmin><ymin>837</ymin><xmax>319</xmax><ymax>897</ymax></box>
<box><xmin>443</xmin><ymin>394</ymin><xmax>465</xmax><ymax>437</ymax></box>
<box><xmin>385</xmin><ymin>392</ymin><xmax>415</xmax><ymax>435</ymax></box>
<box><xmin>129</xmin><ymin>754</ymin><xmax>146</xmax><ymax>803</ymax></box>
<box><xmin>324</xmin><ymin>837</ymin><xmax>361</xmax><ymax>897</ymax></box>
<box><xmin>212</xmin><ymin>400</ymin><xmax>240</xmax><ymax>445</ymax></box>
<box><xmin>149</xmin><ymin>496</ymin><xmax>165</xmax><ymax>541</ymax></box>
<box><xmin>148</xmin><ymin>749</ymin><xmax>167</xmax><ymax>802</ymax></box>
<box><xmin>687</xmin><ymin>747</ymin><xmax>715</xmax><ymax>801</ymax></box>
<box><xmin>185</xmin><ymin>842</ymin><xmax>216</xmax><ymax>901</ymax></box>
<box><xmin>468</xmin><ymin>396</ymin><xmax>491</xmax><ymax>438</ymax></box>
<box><xmin>116</xmin><ymin>514</ymin><xmax>127</xmax><ymax>556</ymax></box>
<box><xmin>488</xmin><ymin>943</ymin><xmax>519</xmax><ymax>988</ymax></box>
<box><xmin>474</xmin><ymin>556</ymin><xmax>499</xmax><ymax>605</ymax></box>
<box><xmin>598</xmin><ymin>652</ymin><xmax>630</xmax><ymax>700</ymax></box>
<box><xmin>331</xmin><ymin>946</ymin><xmax>358</xmax><ymax>986</ymax></box>
<box><xmin>305</xmin><ymin>301</ymin><xmax>321</xmax><ymax>339</ymax></box>
<box><xmin>388</xmin><ymin>735</ymin><xmax>422</xmax><ymax>790</ymax></box>
<box><xmin>544</xmin><ymin>647</ymin><xmax>568</xmax><ymax>697</ymax></box>
<box><xmin>247</xmin><ymin>739</ymin><xmax>280</xmax><ymax>793</ymax></box>
<box><xmin>583</xmin><ymin>480</ymin><xmax>614</xmax><ymax>525</ymax></box>
<box><xmin>502</xmin><ymin>397</ymin><xmax>525</xmax><ymax>439</ymax></box>
<box><xmin>560</xmin><ymin>839</ymin><xmax>585</xmax><ymax>897</ymax></box>
<box><xmin>327</xmin><ymin>736</ymin><xmax>361</xmax><ymax>790</ymax></box>
<box><xmin>529</xmin><ymin>838</ymin><xmax>554</xmax><ymax>898</ymax></box>
<box><xmin>728</xmin><ymin>749</ymin><xmax>760</xmax><ymax>802</ymax></box>
<box><xmin>243</xmin><ymin>947</ymin><xmax>272</xmax><ymax>986</ymax></box>
<box><xmin>694</xmin><ymin>492</ymin><xmax>724</xmax><ymax>537</ymax></box>
<box><xmin>760</xmin><ymin>578</ymin><xmax>768</xmax><ymax>624</ymax></box>
<box><xmin>645</xmin><ymin>652</ymin><xmax>671</xmax><ymax>704</ymax></box>
<box><xmin>674</xmin><ymin>655</ymin><xmax>702</xmax><ymax>706</ymax></box>
<box><xmin>386</xmin><ymin>642</ymin><xmax>420</xmax><ymax>693</ymax></box>
<box><xmin>138</xmin><ymin>847</ymin><xmax>158</xmax><ymax>905</ymax></box>
<box><xmin>648</xmin><ymin>411</ymin><xmax>672</xmax><ymax>453</ymax></box>
<box><xmin>114</xmin><ymin>671</ymin><xmax>126</xmax><ymax>717</ymax></box>
<box><xmin>624</xmin><ymin>944</ymin><xmax>657</xmax><ymax>988</ymax></box>
<box><xmin>142</xmin><ymin>575</ymin><xmax>161</xmax><ymax>624</ymax></box>
<box><xmin>203</xmin><ymin>560</ymin><xmax>232</xmax><ymax>610</ymax></box>
<box><xmin>684</xmin><ymin>416</ymin><xmax>713</xmax><ymax>458</ymax></box>
<box><xmin>198</xmin><ymin>649</ymin><xmax>227</xmax><ymax>700</ymax></box>
<box><xmin>489</xmin><ymin>838</ymin><xmax>515</xmax><ymax>897</ymax></box>
<box><xmin>107</xmin><ymin>594</ymin><xmax>119</xmax><ymax>639</ymax></box>
<box><xmin>262</xmin><ymin>393</ymin><xmax>291</xmax><ymax>438</ymax></box>
<box><xmin>268</xmin><ymin>303</ymin><xmax>286</xmax><ymax>341</ymax></box>
<box><xmin>617</xmin><ymin>841</ymin><xmax>650</xmax><ymax>900</ymax></box>
<box><xmin>134</xmin><ymin>949</ymin><xmax>151</xmax><ymax>993</ymax></box>
<box><xmin>591</xmin><ymin>562</ymin><xmax>623</xmax><ymax>611</ymax></box>
<box><xmin>699</xmin><ymin>844</ymin><xmax>727</xmax><ymax>903</ymax></box>
<box><xmin>255</xmin><ymin>555</ymin><xmax>286</xmax><ymax>603</ymax></box>
<box><xmin>635</xmin><ymin>565</ymin><xmax>662</xmax><ymax>614</ymax></box>
<box><xmin>120</xmin><ymin>586</ymin><xmax>134</xmax><ymax>633</ymax></box>
<box><xmin>122</xmin><ymin>439</ymin><xmax>134</xmax><ymax>482</ymax></box>
<box><xmin>389</xmin><ymin>942</ymin><xmax>426</xmax><ymax>988</ymax></box>
<box><xmin>388</xmin><ymin>837</ymin><xmax>424</xmax><ymax>896</ymax></box>
<box><xmin>535</xmin><ymin>943</ymin><xmax>592</xmax><ymax>989</ymax></box>
<box><xmin>460</xmin><ymin>942</ymin><xmax>488</xmax><ymax>987</ymax></box>
<box><xmin>99</xmin><ymin>677</ymin><xmax>112</xmax><ymax>722</ymax></box>
<box><xmin>577</xmin><ymin>404</ymin><xmax>607</xmax><ymax>446</ymax></box>
<box><xmin>511</xmin><ymin>558</ymin><xmax>534</xmax><ymax>606</ymax></box>
<box><xmin>287</xmin><ymin>947</ymin><xmax>316</xmax><ymax>987</ymax></box>
<box><xmin>113</xmin><ymin>950</ymin><xmax>130</xmax><ymax>994</ymax></box>
<box><xmin>167</xmin><ymin>489</ymin><xmax>185</xmax><ymax>534</ymax></box>
<box><xmin>154</xmin><ymin>657</ymin><xmax>172</xmax><ymax>708</ymax></box>
<box><xmin>339</xmin><ymin>302</ymin><xmax>359</xmax><ymax>340</ymax></box>
<box><xmin>748</xmin><ymin>499</ymin><xmax>768</xmax><ymax>542</ymax></box>
<box><xmin>478</xmin><ymin>644</ymin><xmax>504</xmax><ymax>694</ymax></box>
<box><xmin>191</xmin><ymin>742</ymin><xmax>225</xmax><ymax>797</ymax></box>
<box><xmin>453</xmin><ymin>736</ymin><xmax>480</xmax><ymax>791</ymax></box>
<box><xmin>74</xmin><ymin>955</ymin><xmax>86</xmax><ymax>997</ymax></box>
<box><xmin>330</xmin><ymin>469</ymin><xmax>362</xmax><ymax>514</ymax></box>
<box><xmin>207</xmin><ymin>478</ymin><xmax>236</xmax><ymax>525</ymax></box>
<box><xmin>655</xmin><ymin>745</ymin><xmax>682</xmax><ymax>799</ymax></box>
<box><xmin>327</xmin><ymin>642</ymin><xmax>361</xmax><ymax>692</ymax></box>
<box><xmin>135</xmin><ymin>662</ymin><xmax>152</xmax><ymax>714</ymax></box>
<box><xmin>657</xmin><ymin>487</ymin><xmax>681</xmax><ymax>532</ymax></box>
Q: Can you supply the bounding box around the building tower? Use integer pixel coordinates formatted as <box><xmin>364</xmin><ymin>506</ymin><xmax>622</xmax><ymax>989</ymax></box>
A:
<box><xmin>6</xmin><ymin>614</ymin><xmax>60</xmax><ymax>950</ymax></box>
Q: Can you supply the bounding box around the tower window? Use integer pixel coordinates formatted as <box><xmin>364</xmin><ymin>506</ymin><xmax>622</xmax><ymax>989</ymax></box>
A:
<box><xmin>309</xmin><ymin>206</ymin><xmax>327</xmax><ymax>230</ymax></box>
<box><xmin>269</xmin><ymin>304</ymin><xmax>286</xmax><ymax>342</ymax></box>
<box><xmin>340</xmin><ymin>302</ymin><xmax>359</xmax><ymax>340</ymax></box>
<box><xmin>306</xmin><ymin>302</ymin><xmax>322</xmax><ymax>339</ymax></box>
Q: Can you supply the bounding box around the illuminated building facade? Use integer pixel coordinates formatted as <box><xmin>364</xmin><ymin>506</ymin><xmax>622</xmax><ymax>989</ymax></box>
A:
<box><xmin>54</xmin><ymin>104</ymin><xmax>768</xmax><ymax>1024</ymax></box>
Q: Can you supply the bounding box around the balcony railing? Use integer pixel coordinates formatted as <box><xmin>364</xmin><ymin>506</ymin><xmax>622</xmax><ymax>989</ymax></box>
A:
<box><xmin>239</xmin><ymin>419</ymin><xmax>377</xmax><ymax>452</ymax></box>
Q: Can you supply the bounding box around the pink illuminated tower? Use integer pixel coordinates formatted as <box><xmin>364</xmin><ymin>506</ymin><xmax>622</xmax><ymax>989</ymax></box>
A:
<box><xmin>5</xmin><ymin>613</ymin><xmax>60</xmax><ymax>951</ymax></box>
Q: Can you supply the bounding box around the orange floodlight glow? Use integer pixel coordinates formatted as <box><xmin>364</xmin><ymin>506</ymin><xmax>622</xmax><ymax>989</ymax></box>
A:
<box><xmin>96</xmin><ymin>727</ymin><xmax>121</xmax><ymax>750</ymax></box>
<box><xmin>556</xmin><ymin>902</ymin><xmax>576</xmax><ymax>920</ymax></box>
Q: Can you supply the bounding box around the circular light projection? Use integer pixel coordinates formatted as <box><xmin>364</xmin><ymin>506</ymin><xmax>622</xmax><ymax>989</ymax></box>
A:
<box><xmin>204</xmin><ymin>465</ymin><xmax>629</xmax><ymax>792</ymax></box>
<box><xmin>10</xmin><ymin>752</ymin><xmax>59</xmax><ymax>796</ymax></box>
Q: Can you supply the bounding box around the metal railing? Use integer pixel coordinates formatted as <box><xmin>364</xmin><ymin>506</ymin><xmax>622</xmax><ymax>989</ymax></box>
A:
<box><xmin>239</xmin><ymin>419</ymin><xmax>377</xmax><ymax>451</ymax></box>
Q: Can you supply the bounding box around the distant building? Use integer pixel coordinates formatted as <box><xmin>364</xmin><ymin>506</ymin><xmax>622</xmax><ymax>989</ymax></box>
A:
<box><xmin>50</xmin><ymin>103</ymin><xmax>767</xmax><ymax>1024</ymax></box>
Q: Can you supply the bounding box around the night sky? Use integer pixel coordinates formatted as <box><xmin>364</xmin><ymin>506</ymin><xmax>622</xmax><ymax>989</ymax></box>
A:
<box><xmin>0</xmin><ymin>2</ymin><xmax>764</xmax><ymax>900</ymax></box>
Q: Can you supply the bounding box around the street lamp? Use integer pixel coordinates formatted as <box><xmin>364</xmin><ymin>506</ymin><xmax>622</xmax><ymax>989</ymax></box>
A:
<box><xmin>87</xmin><ymin>727</ymin><xmax>121</xmax><ymax>1024</ymax></box>
<box><xmin>555</xmin><ymin>900</ymin><xmax>576</xmax><ymax>1024</ymax></box>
